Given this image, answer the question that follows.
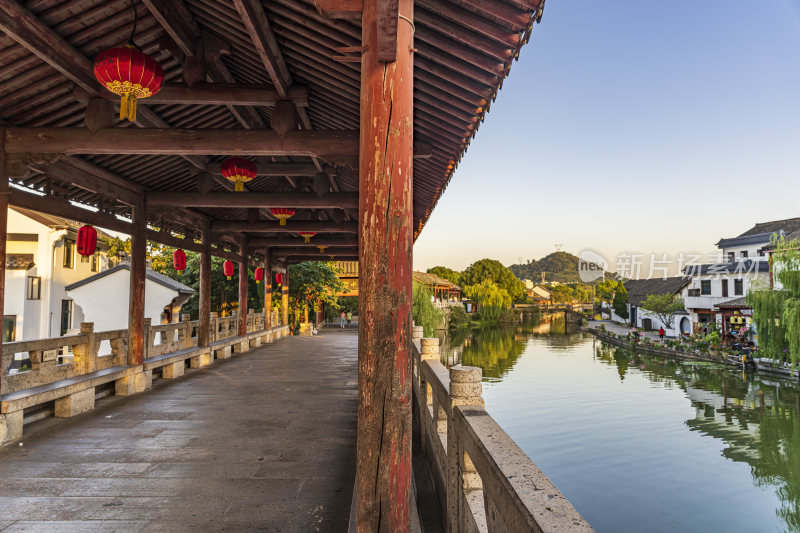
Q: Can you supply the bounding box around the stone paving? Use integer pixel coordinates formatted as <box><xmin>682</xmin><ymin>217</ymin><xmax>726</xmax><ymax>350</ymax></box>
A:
<box><xmin>0</xmin><ymin>331</ymin><xmax>358</xmax><ymax>532</ymax></box>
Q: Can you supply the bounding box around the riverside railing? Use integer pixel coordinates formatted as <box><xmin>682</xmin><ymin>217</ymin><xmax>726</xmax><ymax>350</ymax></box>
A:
<box><xmin>410</xmin><ymin>326</ymin><xmax>594</xmax><ymax>532</ymax></box>
<box><xmin>0</xmin><ymin>311</ymin><xmax>289</xmax><ymax>444</ymax></box>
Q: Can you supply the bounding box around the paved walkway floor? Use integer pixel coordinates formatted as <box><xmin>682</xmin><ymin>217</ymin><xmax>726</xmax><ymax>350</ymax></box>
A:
<box><xmin>586</xmin><ymin>319</ymin><xmax>673</xmax><ymax>342</ymax></box>
<box><xmin>0</xmin><ymin>331</ymin><xmax>358</xmax><ymax>532</ymax></box>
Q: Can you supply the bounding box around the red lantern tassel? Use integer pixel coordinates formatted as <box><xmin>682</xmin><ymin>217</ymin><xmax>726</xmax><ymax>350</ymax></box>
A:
<box><xmin>234</xmin><ymin>181</ymin><xmax>244</xmax><ymax>192</ymax></box>
<box><xmin>120</xmin><ymin>93</ymin><xmax>138</xmax><ymax>121</ymax></box>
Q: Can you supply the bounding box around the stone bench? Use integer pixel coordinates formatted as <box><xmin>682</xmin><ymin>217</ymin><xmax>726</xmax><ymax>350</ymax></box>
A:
<box><xmin>143</xmin><ymin>346</ymin><xmax>211</xmax><ymax>377</ymax></box>
<box><xmin>0</xmin><ymin>364</ymin><xmax>139</xmax><ymax>442</ymax></box>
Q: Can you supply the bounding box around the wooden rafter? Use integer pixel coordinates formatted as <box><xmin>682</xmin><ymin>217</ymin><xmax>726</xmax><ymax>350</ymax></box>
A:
<box><xmin>146</xmin><ymin>191</ymin><xmax>358</xmax><ymax>209</ymax></box>
<box><xmin>213</xmin><ymin>220</ymin><xmax>358</xmax><ymax>234</ymax></box>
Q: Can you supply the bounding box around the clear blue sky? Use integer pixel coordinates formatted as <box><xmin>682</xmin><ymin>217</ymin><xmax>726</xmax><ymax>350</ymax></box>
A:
<box><xmin>413</xmin><ymin>0</ymin><xmax>800</xmax><ymax>273</ymax></box>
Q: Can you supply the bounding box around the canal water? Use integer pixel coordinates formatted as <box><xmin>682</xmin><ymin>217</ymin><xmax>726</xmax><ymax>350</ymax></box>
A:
<box><xmin>440</xmin><ymin>317</ymin><xmax>800</xmax><ymax>533</ymax></box>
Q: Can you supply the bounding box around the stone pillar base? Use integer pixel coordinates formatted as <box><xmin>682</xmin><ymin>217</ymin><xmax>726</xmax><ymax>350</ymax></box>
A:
<box><xmin>298</xmin><ymin>322</ymin><xmax>313</xmax><ymax>336</ymax></box>
<box><xmin>191</xmin><ymin>350</ymin><xmax>214</xmax><ymax>367</ymax></box>
<box><xmin>233</xmin><ymin>340</ymin><xmax>249</xmax><ymax>354</ymax></box>
<box><xmin>0</xmin><ymin>411</ymin><xmax>23</xmax><ymax>444</ymax></box>
<box><xmin>162</xmin><ymin>360</ymin><xmax>185</xmax><ymax>379</ymax></box>
<box><xmin>115</xmin><ymin>370</ymin><xmax>151</xmax><ymax>396</ymax></box>
<box><xmin>249</xmin><ymin>336</ymin><xmax>262</xmax><ymax>349</ymax></box>
<box><xmin>213</xmin><ymin>346</ymin><xmax>231</xmax><ymax>361</ymax></box>
<box><xmin>55</xmin><ymin>388</ymin><xmax>95</xmax><ymax>417</ymax></box>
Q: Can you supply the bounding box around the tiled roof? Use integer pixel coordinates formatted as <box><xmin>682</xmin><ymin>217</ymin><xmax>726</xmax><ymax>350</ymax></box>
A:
<box><xmin>683</xmin><ymin>260</ymin><xmax>770</xmax><ymax>276</ymax></box>
<box><xmin>66</xmin><ymin>265</ymin><xmax>195</xmax><ymax>295</ymax></box>
<box><xmin>412</xmin><ymin>271</ymin><xmax>461</xmax><ymax>291</ymax></box>
<box><xmin>738</xmin><ymin>217</ymin><xmax>800</xmax><ymax>237</ymax></box>
<box><xmin>716</xmin><ymin>232</ymin><xmax>774</xmax><ymax>249</ymax></box>
<box><xmin>622</xmin><ymin>277</ymin><xmax>690</xmax><ymax>307</ymax></box>
<box><xmin>716</xmin><ymin>297</ymin><xmax>749</xmax><ymax>309</ymax></box>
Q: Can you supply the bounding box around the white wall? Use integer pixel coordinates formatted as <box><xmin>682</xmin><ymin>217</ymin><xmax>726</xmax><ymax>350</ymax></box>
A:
<box><xmin>67</xmin><ymin>269</ymin><xmax>180</xmax><ymax>334</ymax></box>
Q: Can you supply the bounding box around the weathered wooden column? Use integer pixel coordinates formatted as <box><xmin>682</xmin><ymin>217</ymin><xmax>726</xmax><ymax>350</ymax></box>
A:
<box><xmin>127</xmin><ymin>199</ymin><xmax>146</xmax><ymax>365</ymax></box>
<box><xmin>0</xmin><ymin>133</ymin><xmax>7</xmax><ymax>398</ymax></box>
<box><xmin>197</xmin><ymin>231</ymin><xmax>212</xmax><ymax>346</ymax></box>
<box><xmin>355</xmin><ymin>0</ymin><xmax>415</xmax><ymax>530</ymax></box>
<box><xmin>281</xmin><ymin>270</ymin><xmax>289</xmax><ymax>327</ymax></box>
<box><xmin>238</xmin><ymin>236</ymin><xmax>248</xmax><ymax>337</ymax></box>
<box><xmin>264</xmin><ymin>251</ymin><xmax>272</xmax><ymax>329</ymax></box>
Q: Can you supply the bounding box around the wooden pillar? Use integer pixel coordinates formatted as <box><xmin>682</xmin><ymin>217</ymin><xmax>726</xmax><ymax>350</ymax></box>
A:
<box><xmin>198</xmin><ymin>230</ymin><xmax>211</xmax><ymax>346</ymax></box>
<box><xmin>238</xmin><ymin>236</ymin><xmax>248</xmax><ymax>337</ymax></box>
<box><xmin>281</xmin><ymin>270</ymin><xmax>289</xmax><ymax>327</ymax></box>
<box><xmin>0</xmin><ymin>133</ymin><xmax>7</xmax><ymax>396</ymax></box>
<box><xmin>355</xmin><ymin>0</ymin><xmax>415</xmax><ymax>530</ymax></box>
<box><xmin>264</xmin><ymin>251</ymin><xmax>272</xmax><ymax>329</ymax></box>
<box><xmin>127</xmin><ymin>199</ymin><xmax>146</xmax><ymax>365</ymax></box>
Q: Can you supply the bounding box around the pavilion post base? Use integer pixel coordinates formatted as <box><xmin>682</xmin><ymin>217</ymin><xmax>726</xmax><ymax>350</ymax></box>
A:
<box><xmin>0</xmin><ymin>411</ymin><xmax>23</xmax><ymax>444</ymax></box>
<box><xmin>249</xmin><ymin>336</ymin><xmax>262</xmax><ymax>349</ymax></box>
<box><xmin>54</xmin><ymin>388</ymin><xmax>95</xmax><ymax>418</ymax></box>
<box><xmin>233</xmin><ymin>340</ymin><xmax>249</xmax><ymax>354</ymax></box>
<box><xmin>115</xmin><ymin>371</ymin><xmax>152</xmax><ymax>396</ymax></box>
<box><xmin>213</xmin><ymin>346</ymin><xmax>231</xmax><ymax>360</ymax></box>
<box><xmin>298</xmin><ymin>322</ymin><xmax>313</xmax><ymax>337</ymax></box>
<box><xmin>162</xmin><ymin>361</ymin><xmax>186</xmax><ymax>379</ymax></box>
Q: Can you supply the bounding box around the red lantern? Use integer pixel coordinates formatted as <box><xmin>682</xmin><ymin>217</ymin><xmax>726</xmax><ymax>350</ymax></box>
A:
<box><xmin>173</xmin><ymin>249</ymin><xmax>186</xmax><ymax>272</ymax></box>
<box><xmin>76</xmin><ymin>225</ymin><xmax>97</xmax><ymax>257</ymax></box>
<box><xmin>94</xmin><ymin>47</ymin><xmax>164</xmax><ymax>121</ymax></box>
<box><xmin>221</xmin><ymin>157</ymin><xmax>257</xmax><ymax>192</ymax></box>
<box><xmin>223</xmin><ymin>260</ymin><xmax>234</xmax><ymax>280</ymax></box>
<box><xmin>271</xmin><ymin>208</ymin><xmax>296</xmax><ymax>226</ymax></box>
<box><xmin>298</xmin><ymin>231</ymin><xmax>316</xmax><ymax>244</ymax></box>
<box><xmin>275</xmin><ymin>272</ymin><xmax>283</xmax><ymax>285</ymax></box>
<box><xmin>255</xmin><ymin>267</ymin><xmax>264</xmax><ymax>283</ymax></box>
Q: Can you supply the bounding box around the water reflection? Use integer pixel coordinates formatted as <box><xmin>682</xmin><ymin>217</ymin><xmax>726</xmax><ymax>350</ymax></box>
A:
<box><xmin>440</xmin><ymin>319</ymin><xmax>800</xmax><ymax>532</ymax></box>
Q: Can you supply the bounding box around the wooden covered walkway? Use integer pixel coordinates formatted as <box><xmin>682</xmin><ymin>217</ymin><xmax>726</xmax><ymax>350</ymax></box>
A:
<box><xmin>0</xmin><ymin>331</ymin><xmax>357</xmax><ymax>532</ymax></box>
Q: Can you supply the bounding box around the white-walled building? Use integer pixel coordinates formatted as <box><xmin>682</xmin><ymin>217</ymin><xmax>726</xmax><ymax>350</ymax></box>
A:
<box><xmin>3</xmin><ymin>207</ymin><xmax>113</xmax><ymax>343</ymax></box>
<box><xmin>66</xmin><ymin>265</ymin><xmax>194</xmax><ymax>332</ymax></box>
<box><xmin>611</xmin><ymin>277</ymin><xmax>690</xmax><ymax>337</ymax></box>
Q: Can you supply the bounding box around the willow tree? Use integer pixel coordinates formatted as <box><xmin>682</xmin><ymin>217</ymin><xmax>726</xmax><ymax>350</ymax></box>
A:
<box><xmin>747</xmin><ymin>235</ymin><xmax>800</xmax><ymax>364</ymax></box>
<box><xmin>465</xmin><ymin>279</ymin><xmax>512</xmax><ymax>322</ymax></box>
<box><xmin>412</xmin><ymin>281</ymin><xmax>443</xmax><ymax>337</ymax></box>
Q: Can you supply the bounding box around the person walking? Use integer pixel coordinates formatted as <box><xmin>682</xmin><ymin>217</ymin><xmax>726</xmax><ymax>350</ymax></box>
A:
<box><xmin>346</xmin><ymin>311</ymin><xmax>353</xmax><ymax>328</ymax></box>
<box><xmin>340</xmin><ymin>311</ymin><xmax>346</xmax><ymax>328</ymax></box>
<box><xmin>658</xmin><ymin>327</ymin><xmax>665</xmax><ymax>342</ymax></box>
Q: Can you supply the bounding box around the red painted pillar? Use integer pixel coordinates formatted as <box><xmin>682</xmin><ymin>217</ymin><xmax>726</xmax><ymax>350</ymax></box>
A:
<box><xmin>0</xmin><ymin>134</ymin><xmax>7</xmax><ymax>396</ymax></box>
<box><xmin>264</xmin><ymin>251</ymin><xmax>272</xmax><ymax>329</ymax></box>
<box><xmin>281</xmin><ymin>270</ymin><xmax>289</xmax><ymax>327</ymax></box>
<box><xmin>355</xmin><ymin>0</ymin><xmax>414</xmax><ymax>530</ymax></box>
<box><xmin>198</xmin><ymin>231</ymin><xmax>211</xmax><ymax>346</ymax></box>
<box><xmin>127</xmin><ymin>199</ymin><xmax>146</xmax><ymax>365</ymax></box>
<box><xmin>238</xmin><ymin>237</ymin><xmax>248</xmax><ymax>337</ymax></box>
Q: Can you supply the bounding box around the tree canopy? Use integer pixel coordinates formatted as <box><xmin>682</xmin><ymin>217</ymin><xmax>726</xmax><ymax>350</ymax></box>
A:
<box><xmin>461</xmin><ymin>259</ymin><xmax>526</xmax><ymax>303</ymax></box>
<box><xmin>426</xmin><ymin>266</ymin><xmax>461</xmax><ymax>286</ymax></box>
<box><xmin>612</xmin><ymin>281</ymin><xmax>629</xmax><ymax>321</ymax></box>
<box><xmin>465</xmin><ymin>279</ymin><xmax>512</xmax><ymax>321</ymax></box>
<box><xmin>639</xmin><ymin>293</ymin><xmax>685</xmax><ymax>328</ymax></box>
<box><xmin>508</xmin><ymin>251</ymin><xmax>583</xmax><ymax>284</ymax></box>
<box><xmin>412</xmin><ymin>281</ymin><xmax>443</xmax><ymax>336</ymax></box>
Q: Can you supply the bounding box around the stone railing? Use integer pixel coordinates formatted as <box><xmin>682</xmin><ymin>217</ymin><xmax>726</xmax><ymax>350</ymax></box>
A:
<box><xmin>1</xmin><ymin>311</ymin><xmax>288</xmax><ymax>444</ymax></box>
<box><xmin>411</xmin><ymin>326</ymin><xmax>594</xmax><ymax>532</ymax></box>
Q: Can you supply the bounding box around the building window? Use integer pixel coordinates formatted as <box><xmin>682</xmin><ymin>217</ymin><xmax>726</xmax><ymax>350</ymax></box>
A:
<box><xmin>60</xmin><ymin>299</ymin><xmax>73</xmax><ymax>336</ymax></box>
<box><xmin>3</xmin><ymin>316</ymin><xmax>15</xmax><ymax>343</ymax></box>
<box><xmin>63</xmin><ymin>239</ymin><xmax>75</xmax><ymax>269</ymax></box>
<box><xmin>701</xmin><ymin>280</ymin><xmax>711</xmax><ymax>295</ymax></box>
<box><xmin>91</xmin><ymin>252</ymin><xmax>100</xmax><ymax>272</ymax></box>
<box><xmin>727</xmin><ymin>252</ymin><xmax>735</xmax><ymax>262</ymax></box>
<box><xmin>741</xmin><ymin>251</ymin><xmax>748</xmax><ymax>258</ymax></box>
<box><xmin>721</xmin><ymin>279</ymin><xmax>728</xmax><ymax>297</ymax></box>
<box><xmin>26</xmin><ymin>276</ymin><xmax>41</xmax><ymax>300</ymax></box>
<box><xmin>734</xmin><ymin>279</ymin><xmax>744</xmax><ymax>296</ymax></box>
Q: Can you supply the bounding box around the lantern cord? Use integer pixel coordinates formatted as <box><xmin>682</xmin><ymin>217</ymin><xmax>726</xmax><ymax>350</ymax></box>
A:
<box><xmin>127</xmin><ymin>0</ymin><xmax>143</xmax><ymax>51</ymax></box>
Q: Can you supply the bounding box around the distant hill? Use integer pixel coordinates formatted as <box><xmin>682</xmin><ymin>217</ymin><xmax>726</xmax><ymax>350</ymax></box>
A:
<box><xmin>509</xmin><ymin>252</ymin><xmax>581</xmax><ymax>284</ymax></box>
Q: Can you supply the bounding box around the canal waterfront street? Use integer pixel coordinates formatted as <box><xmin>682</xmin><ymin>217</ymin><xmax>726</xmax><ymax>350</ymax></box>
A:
<box><xmin>442</xmin><ymin>318</ymin><xmax>800</xmax><ymax>533</ymax></box>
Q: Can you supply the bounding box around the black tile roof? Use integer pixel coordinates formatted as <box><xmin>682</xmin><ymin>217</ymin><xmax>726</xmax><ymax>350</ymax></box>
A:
<box><xmin>66</xmin><ymin>264</ymin><xmax>195</xmax><ymax>295</ymax></box>
<box><xmin>716</xmin><ymin>232</ymin><xmax>774</xmax><ymax>249</ymax></box>
<box><xmin>622</xmin><ymin>277</ymin><xmax>690</xmax><ymax>307</ymax></box>
<box><xmin>683</xmin><ymin>260</ymin><xmax>770</xmax><ymax>276</ymax></box>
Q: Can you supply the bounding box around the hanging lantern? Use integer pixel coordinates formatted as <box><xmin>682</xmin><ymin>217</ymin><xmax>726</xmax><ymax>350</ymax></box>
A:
<box><xmin>275</xmin><ymin>272</ymin><xmax>283</xmax><ymax>285</ymax></box>
<box><xmin>220</xmin><ymin>157</ymin><xmax>257</xmax><ymax>192</ymax></box>
<box><xmin>299</xmin><ymin>231</ymin><xmax>316</xmax><ymax>244</ymax></box>
<box><xmin>173</xmin><ymin>249</ymin><xmax>187</xmax><ymax>272</ymax></box>
<box><xmin>223</xmin><ymin>260</ymin><xmax>234</xmax><ymax>280</ymax></box>
<box><xmin>271</xmin><ymin>208</ymin><xmax>295</xmax><ymax>226</ymax></box>
<box><xmin>93</xmin><ymin>47</ymin><xmax>164</xmax><ymax>121</ymax></box>
<box><xmin>255</xmin><ymin>267</ymin><xmax>264</xmax><ymax>283</ymax></box>
<box><xmin>76</xmin><ymin>225</ymin><xmax>97</xmax><ymax>257</ymax></box>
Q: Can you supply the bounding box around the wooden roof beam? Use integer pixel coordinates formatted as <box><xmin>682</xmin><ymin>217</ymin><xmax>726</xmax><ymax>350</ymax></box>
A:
<box><xmin>147</xmin><ymin>192</ymin><xmax>357</xmax><ymax>209</ymax></box>
<box><xmin>74</xmin><ymin>84</ymin><xmax>308</xmax><ymax>108</ymax></box>
<box><xmin>3</xmin><ymin>128</ymin><xmax>359</xmax><ymax>157</ymax></box>
<box><xmin>205</xmin><ymin>161</ymin><xmax>319</xmax><ymax>176</ymax></box>
<box><xmin>314</xmin><ymin>0</ymin><xmax>363</xmax><ymax>19</ymax></box>
<box><xmin>248</xmin><ymin>236</ymin><xmax>357</xmax><ymax>248</ymax></box>
<box><xmin>213</xmin><ymin>220</ymin><xmax>358</xmax><ymax>234</ymax></box>
<box><xmin>232</xmin><ymin>0</ymin><xmax>291</xmax><ymax>97</ymax></box>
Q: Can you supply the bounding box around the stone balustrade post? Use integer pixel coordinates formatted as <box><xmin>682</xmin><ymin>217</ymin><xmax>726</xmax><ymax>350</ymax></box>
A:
<box><xmin>446</xmin><ymin>365</ymin><xmax>484</xmax><ymax>533</ymax></box>
<box><xmin>210</xmin><ymin>312</ymin><xmax>219</xmax><ymax>342</ymax></box>
<box><xmin>411</xmin><ymin>325</ymin><xmax>424</xmax><ymax>344</ymax></box>
<box><xmin>419</xmin><ymin>337</ymin><xmax>439</xmax><ymax>454</ymax></box>
<box><xmin>179</xmin><ymin>314</ymin><xmax>191</xmax><ymax>348</ymax></box>
<box><xmin>143</xmin><ymin>318</ymin><xmax>152</xmax><ymax>359</ymax></box>
<box><xmin>73</xmin><ymin>322</ymin><xmax>98</xmax><ymax>374</ymax></box>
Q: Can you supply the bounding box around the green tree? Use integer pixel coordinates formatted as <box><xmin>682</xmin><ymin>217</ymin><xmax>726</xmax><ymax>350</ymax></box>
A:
<box><xmin>285</xmin><ymin>262</ymin><xmax>343</xmax><ymax>332</ymax></box>
<box><xmin>639</xmin><ymin>293</ymin><xmax>685</xmax><ymax>329</ymax></box>
<box><xmin>412</xmin><ymin>281</ymin><xmax>443</xmax><ymax>336</ymax></box>
<box><xmin>461</xmin><ymin>259</ymin><xmax>526</xmax><ymax>303</ymax></box>
<box><xmin>465</xmin><ymin>279</ymin><xmax>512</xmax><ymax>321</ymax></box>
<box><xmin>595</xmin><ymin>278</ymin><xmax>618</xmax><ymax>303</ymax></box>
<box><xmin>426</xmin><ymin>266</ymin><xmax>461</xmax><ymax>286</ymax></box>
<box><xmin>748</xmin><ymin>234</ymin><xmax>800</xmax><ymax>364</ymax></box>
<box><xmin>613</xmin><ymin>281</ymin><xmax>629</xmax><ymax>322</ymax></box>
<box><xmin>550</xmin><ymin>285</ymin><xmax>575</xmax><ymax>304</ymax></box>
